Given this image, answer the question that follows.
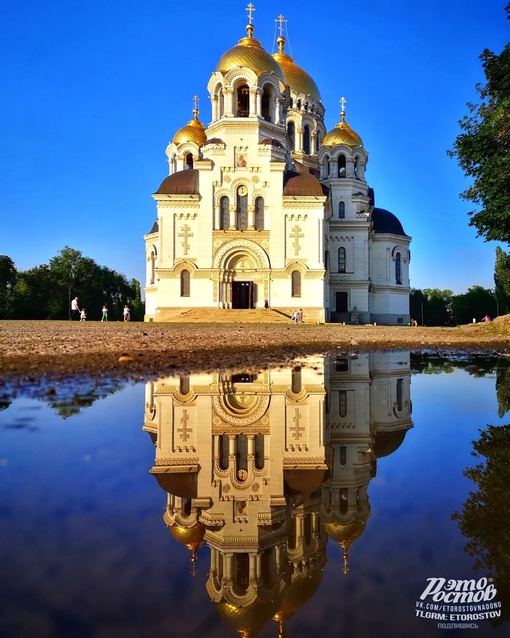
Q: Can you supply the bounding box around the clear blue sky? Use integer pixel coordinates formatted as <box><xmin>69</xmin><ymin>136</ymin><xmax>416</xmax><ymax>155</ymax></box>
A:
<box><xmin>1</xmin><ymin>0</ymin><xmax>508</xmax><ymax>295</ymax></box>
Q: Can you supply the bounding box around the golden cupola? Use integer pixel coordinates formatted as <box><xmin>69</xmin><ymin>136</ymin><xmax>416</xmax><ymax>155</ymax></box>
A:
<box><xmin>215</xmin><ymin>21</ymin><xmax>285</xmax><ymax>82</ymax></box>
<box><xmin>172</xmin><ymin>104</ymin><xmax>207</xmax><ymax>146</ymax></box>
<box><xmin>272</xmin><ymin>34</ymin><xmax>321</xmax><ymax>101</ymax></box>
<box><xmin>322</xmin><ymin>107</ymin><xmax>363</xmax><ymax>148</ymax></box>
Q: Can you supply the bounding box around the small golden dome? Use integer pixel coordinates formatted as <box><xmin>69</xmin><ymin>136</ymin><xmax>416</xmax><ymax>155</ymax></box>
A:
<box><xmin>216</xmin><ymin>595</ymin><xmax>284</xmax><ymax>637</ymax></box>
<box><xmin>322</xmin><ymin>112</ymin><xmax>363</xmax><ymax>148</ymax></box>
<box><xmin>322</xmin><ymin>520</ymin><xmax>366</xmax><ymax>545</ymax></box>
<box><xmin>216</xmin><ymin>23</ymin><xmax>285</xmax><ymax>83</ymax></box>
<box><xmin>169</xmin><ymin>522</ymin><xmax>205</xmax><ymax>550</ymax></box>
<box><xmin>172</xmin><ymin>108</ymin><xmax>206</xmax><ymax>146</ymax></box>
<box><xmin>283</xmin><ymin>169</ymin><xmax>325</xmax><ymax>197</ymax></box>
<box><xmin>272</xmin><ymin>36</ymin><xmax>321</xmax><ymax>101</ymax></box>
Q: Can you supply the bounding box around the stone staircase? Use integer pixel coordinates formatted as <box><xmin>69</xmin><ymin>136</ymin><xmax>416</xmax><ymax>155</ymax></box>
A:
<box><xmin>165</xmin><ymin>308</ymin><xmax>295</xmax><ymax>323</ymax></box>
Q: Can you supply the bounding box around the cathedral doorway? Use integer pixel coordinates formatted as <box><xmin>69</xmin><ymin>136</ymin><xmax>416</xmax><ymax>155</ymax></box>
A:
<box><xmin>335</xmin><ymin>291</ymin><xmax>348</xmax><ymax>312</ymax></box>
<box><xmin>232</xmin><ymin>281</ymin><xmax>254</xmax><ymax>309</ymax></box>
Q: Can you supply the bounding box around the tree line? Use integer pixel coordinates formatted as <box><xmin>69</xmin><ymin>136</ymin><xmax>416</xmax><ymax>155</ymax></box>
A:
<box><xmin>410</xmin><ymin>246</ymin><xmax>510</xmax><ymax>326</ymax></box>
<box><xmin>0</xmin><ymin>247</ymin><xmax>144</xmax><ymax>321</ymax></box>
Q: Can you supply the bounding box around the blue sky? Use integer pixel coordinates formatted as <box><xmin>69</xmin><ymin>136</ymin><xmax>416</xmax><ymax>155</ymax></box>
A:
<box><xmin>1</xmin><ymin>0</ymin><xmax>508</xmax><ymax>295</ymax></box>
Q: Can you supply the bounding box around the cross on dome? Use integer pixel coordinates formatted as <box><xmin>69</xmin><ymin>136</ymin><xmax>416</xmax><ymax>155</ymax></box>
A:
<box><xmin>340</xmin><ymin>96</ymin><xmax>347</xmax><ymax>121</ymax></box>
<box><xmin>246</xmin><ymin>2</ymin><xmax>255</xmax><ymax>24</ymax></box>
<box><xmin>275</xmin><ymin>13</ymin><xmax>287</xmax><ymax>36</ymax></box>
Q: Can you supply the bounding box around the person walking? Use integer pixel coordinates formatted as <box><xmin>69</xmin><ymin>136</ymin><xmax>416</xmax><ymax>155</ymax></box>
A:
<box><xmin>101</xmin><ymin>305</ymin><xmax>108</xmax><ymax>322</ymax></box>
<box><xmin>80</xmin><ymin>308</ymin><xmax>87</xmax><ymax>321</ymax></box>
<box><xmin>71</xmin><ymin>296</ymin><xmax>80</xmax><ymax>321</ymax></box>
<box><xmin>123</xmin><ymin>304</ymin><xmax>131</xmax><ymax>322</ymax></box>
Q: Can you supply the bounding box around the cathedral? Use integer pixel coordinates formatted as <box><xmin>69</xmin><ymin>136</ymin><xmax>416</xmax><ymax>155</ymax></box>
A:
<box><xmin>144</xmin><ymin>8</ymin><xmax>411</xmax><ymax>325</ymax></box>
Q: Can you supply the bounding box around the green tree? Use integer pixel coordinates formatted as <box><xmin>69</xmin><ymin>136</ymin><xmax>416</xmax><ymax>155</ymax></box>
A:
<box><xmin>494</xmin><ymin>246</ymin><xmax>510</xmax><ymax>315</ymax></box>
<box><xmin>49</xmin><ymin>247</ymin><xmax>88</xmax><ymax>319</ymax></box>
<box><xmin>0</xmin><ymin>255</ymin><xmax>17</xmax><ymax>318</ymax></box>
<box><xmin>451</xmin><ymin>285</ymin><xmax>498</xmax><ymax>324</ymax></box>
<box><xmin>422</xmin><ymin>288</ymin><xmax>453</xmax><ymax>326</ymax></box>
<box><xmin>12</xmin><ymin>265</ymin><xmax>57</xmax><ymax>319</ymax></box>
<box><xmin>447</xmin><ymin>6</ymin><xmax>510</xmax><ymax>243</ymax></box>
<box><xmin>452</xmin><ymin>424</ymin><xmax>510</xmax><ymax>626</ymax></box>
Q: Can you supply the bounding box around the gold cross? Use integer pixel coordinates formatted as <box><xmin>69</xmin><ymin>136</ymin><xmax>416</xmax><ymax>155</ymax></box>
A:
<box><xmin>177</xmin><ymin>410</ymin><xmax>192</xmax><ymax>442</ymax></box>
<box><xmin>178</xmin><ymin>224</ymin><xmax>193</xmax><ymax>255</ymax></box>
<box><xmin>275</xmin><ymin>14</ymin><xmax>286</xmax><ymax>36</ymax></box>
<box><xmin>290</xmin><ymin>225</ymin><xmax>304</xmax><ymax>255</ymax></box>
<box><xmin>193</xmin><ymin>95</ymin><xmax>199</xmax><ymax>111</ymax></box>
<box><xmin>290</xmin><ymin>408</ymin><xmax>305</xmax><ymax>440</ymax></box>
<box><xmin>246</xmin><ymin>2</ymin><xmax>255</xmax><ymax>23</ymax></box>
<box><xmin>340</xmin><ymin>96</ymin><xmax>346</xmax><ymax>113</ymax></box>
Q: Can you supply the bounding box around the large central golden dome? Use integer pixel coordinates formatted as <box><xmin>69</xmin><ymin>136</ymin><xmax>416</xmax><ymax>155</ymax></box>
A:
<box><xmin>215</xmin><ymin>24</ymin><xmax>285</xmax><ymax>83</ymax></box>
<box><xmin>272</xmin><ymin>36</ymin><xmax>321</xmax><ymax>101</ymax></box>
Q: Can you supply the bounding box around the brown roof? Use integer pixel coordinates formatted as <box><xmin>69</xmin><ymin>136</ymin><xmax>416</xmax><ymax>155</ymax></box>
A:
<box><xmin>283</xmin><ymin>169</ymin><xmax>324</xmax><ymax>197</ymax></box>
<box><xmin>155</xmin><ymin>169</ymin><xmax>199</xmax><ymax>195</ymax></box>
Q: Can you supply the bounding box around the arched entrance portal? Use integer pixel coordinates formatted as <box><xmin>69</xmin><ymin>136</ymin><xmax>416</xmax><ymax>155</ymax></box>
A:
<box><xmin>214</xmin><ymin>243</ymin><xmax>270</xmax><ymax>310</ymax></box>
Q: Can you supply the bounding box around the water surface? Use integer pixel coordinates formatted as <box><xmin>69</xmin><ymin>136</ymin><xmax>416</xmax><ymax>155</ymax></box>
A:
<box><xmin>1</xmin><ymin>352</ymin><xmax>509</xmax><ymax>638</ymax></box>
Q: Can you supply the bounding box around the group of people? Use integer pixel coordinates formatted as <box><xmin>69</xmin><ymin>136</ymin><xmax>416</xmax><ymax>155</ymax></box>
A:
<box><xmin>71</xmin><ymin>297</ymin><xmax>130</xmax><ymax>322</ymax></box>
<box><xmin>292</xmin><ymin>309</ymin><xmax>304</xmax><ymax>323</ymax></box>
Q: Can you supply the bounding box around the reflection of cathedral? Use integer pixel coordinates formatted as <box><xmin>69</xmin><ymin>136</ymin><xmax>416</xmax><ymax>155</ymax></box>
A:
<box><xmin>144</xmin><ymin>8</ymin><xmax>411</xmax><ymax>325</ymax></box>
<box><xmin>143</xmin><ymin>353</ymin><xmax>412</xmax><ymax>637</ymax></box>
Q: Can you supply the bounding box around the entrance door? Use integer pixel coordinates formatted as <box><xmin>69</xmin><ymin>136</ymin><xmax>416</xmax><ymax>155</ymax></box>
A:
<box><xmin>232</xmin><ymin>281</ymin><xmax>253</xmax><ymax>309</ymax></box>
<box><xmin>336</xmin><ymin>291</ymin><xmax>348</xmax><ymax>312</ymax></box>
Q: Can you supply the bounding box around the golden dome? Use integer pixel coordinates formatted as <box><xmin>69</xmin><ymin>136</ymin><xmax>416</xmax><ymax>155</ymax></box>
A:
<box><xmin>172</xmin><ymin>108</ymin><xmax>206</xmax><ymax>146</ymax></box>
<box><xmin>169</xmin><ymin>522</ymin><xmax>205</xmax><ymax>550</ymax></box>
<box><xmin>323</xmin><ymin>520</ymin><xmax>366</xmax><ymax>545</ymax></box>
<box><xmin>273</xmin><ymin>566</ymin><xmax>325</xmax><ymax>621</ymax></box>
<box><xmin>216</xmin><ymin>595</ymin><xmax>284</xmax><ymax>638</ymax></box>
<box><xmin>322</xmin><ymin>111</ymin><xmax>363</xmax><ymax>148</ymax></box>
<box><xmin>272</xmin><ymin>36</ymin><xmax>321</xmax><ymax>101</ymax></box>
<box><xmin>215</xmin><ymin>24</ymin><xmax>285</xmax><ymax>83</ymax></box>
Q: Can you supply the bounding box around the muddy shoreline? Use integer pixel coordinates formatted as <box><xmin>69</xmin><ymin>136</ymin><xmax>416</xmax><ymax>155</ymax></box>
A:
<box><xmin>1</xmin><ymin>320</ymin><xmax>509</xmax><ymax>382</ymax></box>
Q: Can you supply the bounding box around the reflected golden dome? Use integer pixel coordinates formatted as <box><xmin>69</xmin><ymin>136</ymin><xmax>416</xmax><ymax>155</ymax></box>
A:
<box><xmin>215</xmin><ymin>24</ymin><xmax>285</xmax><ymax>83</ymax></box>
<box><xmin>273</xmin><ymin>566</ymin><xmax>325</xmax><ymax>622</ymax></box>
<box><xmin>216</xmin><ymin>595</ymin><xmax>284</xmax><ymax>638</ymax></box>
<box><xmin>323</xmin><ymin>520</ymin><xmax>366</xmax><ymax>545</ymax></box>
<box><xmin>272</xmin><ymin>36</ymin><xmax>321</xmax><ymax>101</ymax></box>
<box><xmin>169</xmin><ymin>522</ymin><xmax>205</xmax><ymax>550</ymax></box>
<box><xmin>172</xmin><ymin>108</ymin><xmax>206</xmax><ymax>146</ymax></box>
<box><xmin>322</xmin><ymin>112</ymin><xmax>363</xmax><ymax>148</ymax></box>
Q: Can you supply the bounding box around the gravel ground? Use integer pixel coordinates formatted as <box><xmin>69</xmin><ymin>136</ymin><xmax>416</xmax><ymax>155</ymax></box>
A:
<box><xmin>1</xmin><ymin>318</ymin><xmax>509</xmax><ymax>382</ymax></box>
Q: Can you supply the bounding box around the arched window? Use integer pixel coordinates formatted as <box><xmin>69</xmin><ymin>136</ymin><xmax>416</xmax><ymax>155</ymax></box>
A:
<box><xmin>339</xmin><ymin>391</ymin><xmax>347</xmax><ymax>417</ymax></box>
<box><xmin>236</xmin><ymin>84</ymin><xmax>250</xmax><ymax>117</ymax></box>
<box><xmin>255</xmin><ymin>197</ymin><xmax>264</xmax><ymax>230</ymax></box>
<box><xmin>180</xmin><ymin>269</ymin><xmax>190</xmax><ymax>296</ymax></box>
<box><xmin>303</xmin><ymin>125</ymin><xmax>311</xmax><ymax>154</ymax></box>
<box><xmin>354</xmin><ymin>157</ymin><xmax>360</xmax><ymax>178</ymax></box>
<box><xmin>149</xmin><ymin>247</ymin><xmax>156</xmax><ymax>285</ymax></box>
<box><xmin>219</xmin><ymin>89</ymin><xmax>225</xmax><ymax>118</ymax></box>
<box><xmin>236</xmin><ymin>187</ymin><xmax>248</xmax><ymax>229</ymax></box>
<box><xmin>287</xmin><ymin>122</ymin><xmax>295</xmax><ymax>151</ymax></box>
<box><xmin>291</xmin><ymin>366</ymin><xmax>302</xmax><ymax>394</ymax></box>
<box><xmin>261</xmin><ymin>85</ymin><xmax>273</xmax><ymax>121</ymax></box>
<box><xmin>324</xmin><ymin>156</ymin><xmax>330</xmax><ymax>179</ymax></box>
<box><xmin>338</xmin><ymin>201</ymin><xmax>345</xmax><ymax>219</ymax></box>
<box><xmin>338</xmin><ymin>154</ymin><xmax>346</xmax><ymax>177</ymax></box>
<box><xmin>338</xmin><ymin>247</ymin><xmax>346</xmax><ymax>273</ymax></box>
<box><xmin>396</xmin><ymin>378</ymin><xmax>403</xmax><ymax>411</ymax></box>
<box><xmin>315</xmin><ymin>131</ymin><xmax>321</xmax><ymax>152</ymax></box>
<box><xmin>395</xmin><ymin>253</ymin><xmax>402</xmax><ymax>284</ymax></box>
<box><xmin>220</xmin><ymin>196</ymin><xmax>229</xmax><ymax>230</ymax></box>
<box><xmin>291</xmin><ymin>270</ymin><xmax>301</xmax><ymax>297</ymax></box>
<box><xmin>179</xmin><ymin>376</ymin><xmax>190</xmax><ymax>394</ymax></box>
<box><xmin>185</xmin><ymin>153</ymin><xmax>193</xmax><ymax>170</ymax></box>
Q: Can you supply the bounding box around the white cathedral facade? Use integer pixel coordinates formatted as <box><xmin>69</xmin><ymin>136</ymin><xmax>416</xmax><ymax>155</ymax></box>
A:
<box><xmin>144</xmin><ymin>11</ymin><xmax>411</xmax><ymax>325</ymax></box>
